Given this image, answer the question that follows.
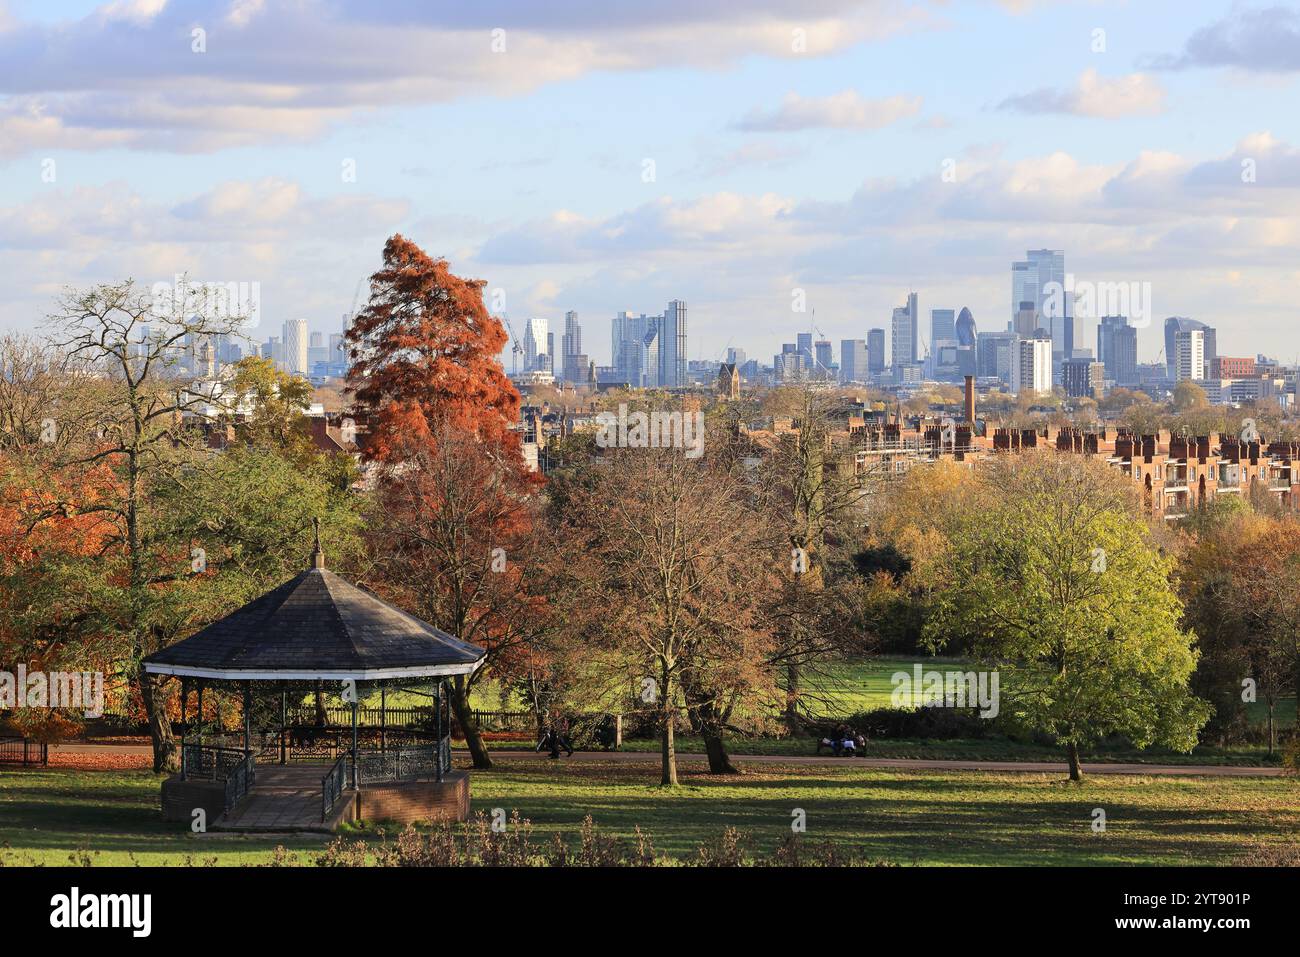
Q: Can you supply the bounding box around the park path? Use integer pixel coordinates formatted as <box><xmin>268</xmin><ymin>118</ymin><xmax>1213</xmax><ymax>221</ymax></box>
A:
<box><xmin>46</xmin><ymin>742</ymin><xmax>1284</xmax><ymax>777</ymax></box>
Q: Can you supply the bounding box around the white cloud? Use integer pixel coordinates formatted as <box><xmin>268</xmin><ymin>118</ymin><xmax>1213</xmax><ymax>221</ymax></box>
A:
<box><xmin>736</xmin><ymin>90</ymin><xmax>923</xmax><ymax>131</ymax></box>
<box><xmin>0</xmin><ymin>0</ymin><xmax>928</xmax><ymax>155</ymax></box>
<box><xmin>999</xmin><ymin>69</ymin><xmax>1166</xmax><ymax>118</ymax></box>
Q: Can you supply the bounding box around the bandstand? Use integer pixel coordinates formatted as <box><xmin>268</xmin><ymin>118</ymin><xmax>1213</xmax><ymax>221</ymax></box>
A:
<box><xmin>144</xmin><ymin>531</ymin><xmax>485</xmax><ymax>832</ymax></box>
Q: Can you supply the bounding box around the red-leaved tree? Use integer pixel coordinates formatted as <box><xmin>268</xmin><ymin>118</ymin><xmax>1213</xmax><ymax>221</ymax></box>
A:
<box><xmin>345</xmin><ymin>234</ymin><xmax>520</xmax><ymax>461</ymax></box>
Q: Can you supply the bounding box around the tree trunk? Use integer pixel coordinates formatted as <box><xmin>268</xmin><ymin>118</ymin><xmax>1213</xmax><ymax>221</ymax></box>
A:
<box><xmin>139</xmin><ymin>672</ymin><xmax>176</xmax><ymax>773</ymax></box>
<box><xmin>1267</xmin><ymin>699</ymin><xmax>1276</xmax><ymax>757</ymax></box>
<box><xmin>682</xmin><ymin>679</ymin><xmax>739</xmax><ymax>775</ymax></box>
<box><xmin>701</xmin><ymin>727</ymin><xmax>739</xmax><ymax>775</ymax></box>
<box><xmin>660</xmin><ymin>668</ymin><xmax>677</xmax><ymax>786</ymax></box>
<box><xmin>314</xmin><ymin>681</ymin><xmax>327</xmax><ymax>726</ymax></box>
<box><xmin>784</xmin><ymin>661</ymin><xmax>801</xmax><ymax>734</ymax></box>
<box><xmin>1066</xmin><ymin>742</ymin><xmax>1083</xmax><ymax>782</ymax></box>
<box><xmin>450</xmin><ymin>674</ymin><xmax>492</xmax><ymax>770</ymax></box>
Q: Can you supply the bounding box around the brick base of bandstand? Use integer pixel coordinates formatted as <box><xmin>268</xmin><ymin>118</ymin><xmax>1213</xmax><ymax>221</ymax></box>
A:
<box><xmin>355</xmin><ymin>771</ymin><xmax>470</xmax><ymax>826</ymax></box>
<box><xmin>161</xmin><ymin>768</ymin><xmax>471</xmax><ymax>831</ymax></box>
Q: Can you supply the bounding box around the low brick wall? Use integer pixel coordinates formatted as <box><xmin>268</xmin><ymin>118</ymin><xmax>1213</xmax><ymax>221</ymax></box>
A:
<box><xmin>356</xmin><ymin>771</ymin><xmax>470</xmax><ymax>825</ymax></box>
<box><xmin>161</xmin><ymin>775</ymin><xmax>226</xmax><ymax>825</ymax></box>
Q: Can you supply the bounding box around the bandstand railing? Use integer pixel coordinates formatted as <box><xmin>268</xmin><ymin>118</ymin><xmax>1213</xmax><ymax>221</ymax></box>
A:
<box><xmin>180</xmin><ymin>743</ymin><xmax>256</xmax><ymax>813</ymax></box>
<box><xmin>318</xmin><ymin>733</ymin><xmax>452</xmax><ymax>822</ymax></box>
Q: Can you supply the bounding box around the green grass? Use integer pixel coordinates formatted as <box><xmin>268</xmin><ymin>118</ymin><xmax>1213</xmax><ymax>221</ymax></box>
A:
<box><xmin>3</xmin><ymin>761</ymin><xmax>1297</xmax><ymax>866</ymax></box>
<box><xmin>0</xmin><ymin>769</ymin><xmax>328</xmax><ymax>867</ymax></box>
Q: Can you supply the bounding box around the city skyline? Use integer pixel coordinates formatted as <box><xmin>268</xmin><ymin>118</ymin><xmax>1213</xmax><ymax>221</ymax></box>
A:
<box><xmin>3</xmin><ymin>2</ymin><xmax>1300</xmax><ymax>366</ymax></box>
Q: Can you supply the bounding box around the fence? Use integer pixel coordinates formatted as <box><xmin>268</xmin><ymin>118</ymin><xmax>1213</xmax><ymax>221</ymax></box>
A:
<box><xmin>0</xmin><ymin>737</ymin><xmax>48</xmax><ymax>767</ymax></box>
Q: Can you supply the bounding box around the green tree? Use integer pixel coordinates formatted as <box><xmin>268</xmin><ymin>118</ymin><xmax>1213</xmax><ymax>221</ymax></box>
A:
<box><xmin>926</xmin><ymin>455</ymin><xmax>1209</xmax><ymax>780</ymax></box>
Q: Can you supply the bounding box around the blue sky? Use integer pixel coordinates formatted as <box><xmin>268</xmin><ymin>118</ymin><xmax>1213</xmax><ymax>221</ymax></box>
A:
<box><xmin>2</xmin><ymin>0</ymin><xmax>1299</xmax><ymax>366</ymax></box>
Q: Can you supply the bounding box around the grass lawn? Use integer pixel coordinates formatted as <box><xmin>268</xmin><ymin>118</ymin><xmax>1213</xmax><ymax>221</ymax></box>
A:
<box><xmin>3</xmin><ymin>760</ymin><xmax>1297</xmax><ymax>866</ymax></box>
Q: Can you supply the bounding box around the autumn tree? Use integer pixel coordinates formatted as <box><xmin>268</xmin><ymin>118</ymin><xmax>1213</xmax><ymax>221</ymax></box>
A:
<box><xmin>760</xmin><ymin>386</ymin><xmax>877</xmax><ymax>730</ymax></box>
<box><xmin>558</xmin><ymin>446</ymin><xmax>780</xmax><ymax>784</ymax></box>
<box><xmin>31</xmin><ymin>281</ymin><xmax>244</xmax><ymax>769</ymax></box>
<box><xmin>344</xmin><ymin>234</ymin><xmax>519</xmax><ymax>461</ymax></box>
<box><xmin>344</xmin><ymin>237</ymin><xmax>544</xmax><ymax>768</ymax></box>
<box><xmin>367</xmin><ymin>422</ymin><xmax>548</xmax><ymax>770</ymax></box>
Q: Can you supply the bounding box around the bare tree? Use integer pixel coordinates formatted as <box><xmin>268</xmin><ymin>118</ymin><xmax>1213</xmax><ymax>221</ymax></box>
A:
<box><xmin>33</xmin><ymin>280</ymin><xmax>244</xmax><ymax>771</ymax></box>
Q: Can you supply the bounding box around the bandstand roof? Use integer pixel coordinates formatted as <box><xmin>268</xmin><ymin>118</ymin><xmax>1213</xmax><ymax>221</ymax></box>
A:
<box><xmin>143</xmin><ymin>564</ymin><xmax>486</xmax><ymax>682</ymax></box>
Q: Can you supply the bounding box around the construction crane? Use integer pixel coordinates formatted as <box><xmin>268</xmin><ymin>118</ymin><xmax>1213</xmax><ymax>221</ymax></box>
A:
<box><xmin>500</xmin><ymin>313</ymin><xmax>524</xmax><ymax>375</ymax></box>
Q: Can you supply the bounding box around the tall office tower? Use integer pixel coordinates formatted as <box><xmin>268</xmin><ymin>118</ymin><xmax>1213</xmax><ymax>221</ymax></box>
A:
<box><xmin>547</xmin><ymin>332</ymin><xmax>555</xmax><ymax>369</ymax></box>
<box><xmin>977</xmin><ymin>331</ymin><xmax>1018</xmax><ymax>383</ymax></box>
<box><xmin>1014</xmin><ymin>305</ymin><xmax>1039</xmax><ymax>337</ymax></box>
<box><xmin>1164</xmin><ymin>318</ymin><xmax>1216</xmax><ymax>381</ymax></box>
<box><xmin>1097</xmin><ymin>315</ymin><xmax>1138</xmax><ymax>386</ymax></box>
<box><xmin>867</xmin><ymin>328</ymin><xmax>886</xmax><ymax>376</ymax></box>
<box><xmin>282</xmin><ymin>319</ymin><xmax>309</xmax><ymax>376</ymax></box>
<box><xmin>659</xmin><ymin>300</ymin><xmax>688</xmax><ymax>388</ymax></box>
<box><xmin>814</xmin><ymin>340</ymin><xmax>833</xmax><ymax>377</ymax></box>
<box><xmin>329</xmin><ymin>333</ymin><xmax>345</xmax><ymax>361</ymax></box>
<box><xmin>955</xmin><ymin>307</ymin><xmax>977</xmax><ymax>346</ymax></box>
<box><xmin>1011</xmin><ymin>249</ymin><xmax>1065</xmax><ymax>326</ymax></box>
<box><xmin>840</xmin><ymin>339</ymin><xmax>868</xmax><ymax>384</ymax></box>
<box><xmin>796</xmin><ymin>332</ymin><xmax>813</xmax><ymax>364</ymax></box>
<box><xmin>1012</xmin><ymin>334</ymin><xmax>1053</xmax><ymax>396</ymax></box>
<box><xmin>725</xmin><ymin>347</ymin><xmax>747</xmax><ymax>369</ymax></box>
<box><xmin>891</xmin><ymin>292</ymin><xmax>919</xmax><ymax>368</ymax></box>
<box><xmin>559</xmin><ymin>311</ymin><xmax>582</xmax><ymax>383</ymax></box>
<box><xmin>523</xmin><ymin>318</ymin><xmax>549</xmax><ymax>372</ymax></box>
<box><xmin>1174</xmin><ymin>328</ymin><xmax>1206</xmax><ymax>382</ymax></box>
<box><xmin>931</xmin><ymin>309</ymin><xmax>956</xmax><ymax>344</ymax></box>
<box><xmin>640</xmin><ymin>326</ymin><xmax>661</xmax><ymax>388</ymax></box>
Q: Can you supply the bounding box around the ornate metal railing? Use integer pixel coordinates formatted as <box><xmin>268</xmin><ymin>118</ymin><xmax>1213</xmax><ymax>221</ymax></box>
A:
<box><xmin>180</xmin><ymin>743</ymin><xmax>246</xmax><ymax>781</ymax></box>
<box><xmin>354</xmin><ymin>743</ymin><xmax>438</xmax><ymax>784</ymax></box>
<box><xmin>223</xmin><ymin>752</ymin><xmax>255</xmax><ymax>812</ymax></box>
<box><xmin>322</xmin><ymin>754</ymin><xmax>348</xmax><ymax>822</ymax></box>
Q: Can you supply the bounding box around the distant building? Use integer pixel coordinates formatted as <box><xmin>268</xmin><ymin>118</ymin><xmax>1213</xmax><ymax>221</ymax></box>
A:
<box><xmin>891</xmin><ymin>293</ymin><xmax>919</xmax><ymax>369</ymax></box>
<box><xmin>867</xmin><ymin>328</ymin><xmax>886</xmax><ymax>376</ymax></box>
<box><xmin>840</xmin><ymin>339</ymin><xmax>868</xmax><ymax>384</ymax></box>
<box><xmin>1012</xmin><ymin>335</ymin><xmax>1053</xmax><ymax>396</ymax></box>
<box><xmin>1097</xmin><ymin>315</ymin><xmax>1138</xmax><ymax>387</ymax></box>
<box><xmin>282</xmin><ymin>319</ymin><xmax>309</xmax><ymax>376</ymax></box>
<box><xmin>1174</xmin><ymin>328</ymin><xmax>1206</xmax><ymax>382</ymax></box>
<box><xmin>717</xmin><ymin>363</ymin><xmax>740</xmax><ymax>400</ymax></box>
<box><xmin>1063</xmin><ymin>357</ymin><xmax>1106</xmax><ymax>398</ymax></box>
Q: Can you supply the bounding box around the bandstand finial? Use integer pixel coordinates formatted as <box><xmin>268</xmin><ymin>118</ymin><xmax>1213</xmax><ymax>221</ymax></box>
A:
<box><xmin>312</xmin><ymin>517</ymin><xmax>325</xmax><ymax>569</ymax></box>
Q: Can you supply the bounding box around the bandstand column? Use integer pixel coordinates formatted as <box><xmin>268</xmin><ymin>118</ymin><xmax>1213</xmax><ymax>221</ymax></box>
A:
<box><xmin>435</xmin><ymin>677</ymin><xmax>444</xmax><ymax>783</ymax></box>
<box><xmin>242</xmin><ymin>681</ymin><xmax>252</xmax><ymax>756</ymax></box>
<box><xmin>350</xmin><ymin>692</ymin><xmax>359</xmax><ymax>791</ymax></box>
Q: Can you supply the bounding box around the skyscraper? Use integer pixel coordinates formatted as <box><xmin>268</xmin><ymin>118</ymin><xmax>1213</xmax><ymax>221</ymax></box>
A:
<box><xmin>659</xmin><ymin>300</ymin><xmax>688</xmax><ymax>388</ymax></box>
<box><xmin>1165</xmin><ymin>318</ymin><xmax>1216</xmax><ymax>381</ymax></box>
<box><xmin>891</xmin><ymin>292</ymin><xmax>918</xmax><ymax>369</ymax></box>
<box><xmin>1012</xmin><ymin>334</ymin><xmax>1053</xmax><ymax>396</ymax></box>
<box><xmin>1174</xmin><ymin>328</ymin><xmax>1205</xmax><ymax>382</ymax></box>
<box><xmin>523</xmin><ymin>318</ymin><xmax>548</xmax><ymax>372</ymax></box>
<box><xmin>1011</xmin><ymin>249</ymin><xmax>1065</xmax><ymax>326</ymax></box>
<box><xmin>955</xmin><ymin>307</ymin><xmax>977</xmax><ymax>346</ymax></box>
<box><xmin>840</xmin><ymin>339</ymin><xmax>868</xmax><ymax>384</ymax></box>
<box><xmin>867</xmin><ymin>328</ymin><xmax>886</xmax><ymax>376</ymax></box>
<box><xmin>814</xmin><ymin>340</ymin><xmax>833</xmax><ymax>377</ymax></box>
<box><xmin>561</xmin><ymin>311</ymin><xmax>584</xmax><ymax>384</ymax></box>
<box><xmin>931</xmin><ymin>309</ymin><xmax>956</xmax><ymax>344</ymax></box>
<box><xmin>1097</xmin><ymin>315</ymin><xmax>1138</xmax><ymax>386</ymax></box>
<box><xmin>282</xmin><ymin>319</ymin><xmax>309</xmax><ymax>376</ymax></box>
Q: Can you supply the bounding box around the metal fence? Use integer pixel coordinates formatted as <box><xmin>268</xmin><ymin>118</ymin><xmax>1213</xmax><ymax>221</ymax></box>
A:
<box><xmin>0</xmin><ymin>737</ymin><xmax>48</xmax><ymax>766</ymax></box>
